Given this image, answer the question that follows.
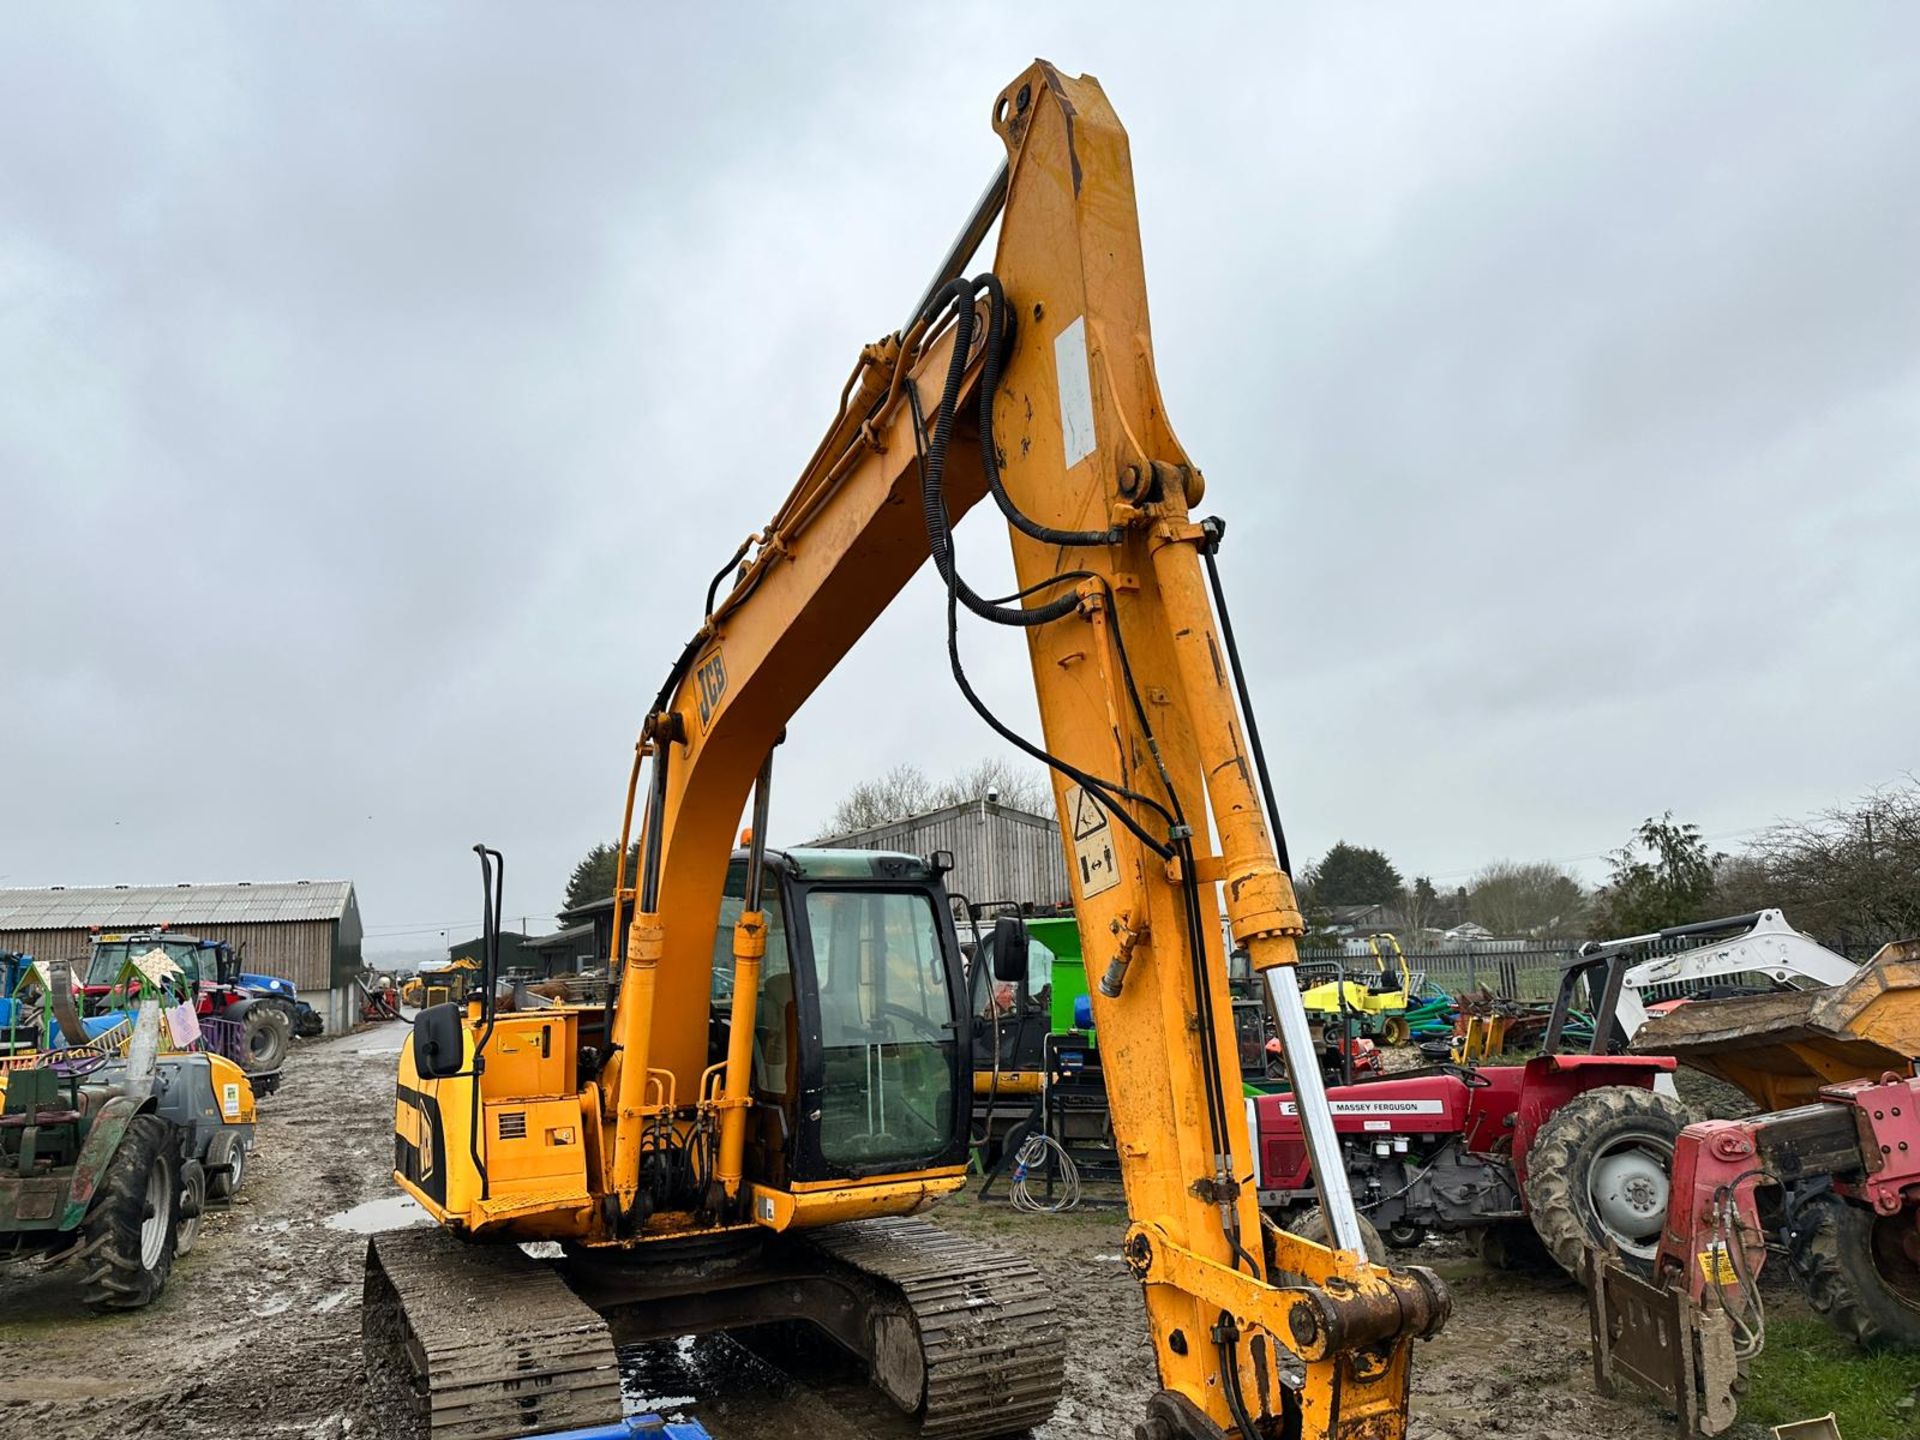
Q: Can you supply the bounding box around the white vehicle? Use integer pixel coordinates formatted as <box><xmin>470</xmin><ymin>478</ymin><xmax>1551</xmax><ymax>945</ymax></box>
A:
<box><xmin>1580</xmin><ymin>909</ymin><xmax>1857</xmax><ymax>1045</ymax></box>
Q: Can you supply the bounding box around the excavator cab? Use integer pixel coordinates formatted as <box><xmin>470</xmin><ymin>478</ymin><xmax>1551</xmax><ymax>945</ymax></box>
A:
<box><xmin>396</xmin><ymin>844</ymin><xmax>973</xmax><ymax>1235</ymax></box>
<box><xmin>712</xmin><ymin>847</ymin><xmax>972</xmax><ymax>1187</ymax></box>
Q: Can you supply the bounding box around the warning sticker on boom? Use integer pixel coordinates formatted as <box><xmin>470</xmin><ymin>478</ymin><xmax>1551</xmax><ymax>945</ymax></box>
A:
<box><xmin>1065</xmin><ymin>783</ymin><xmax>1120</xmax><ymax>898</ymax></box>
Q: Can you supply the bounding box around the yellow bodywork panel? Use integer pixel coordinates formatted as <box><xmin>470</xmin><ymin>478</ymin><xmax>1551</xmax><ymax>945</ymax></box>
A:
<box><xmin>1299</xmin><ymin>979</ymin><xmax>1407</xmax><ymax>1016</ymax></box>
<box><xmin>206</xmin><ymin>1053</ymin><xmax>257</xmax><ymax>1125</ymax></box>
<box><xmin>749</xmin><ymin>1168</ymin><xmax>968</xmax><ymax>1233</ymax></box>
<box><xmin>392</xmin><ymin>1011</ymin><xmax>592</xmax><ymax>1235</ymax></box>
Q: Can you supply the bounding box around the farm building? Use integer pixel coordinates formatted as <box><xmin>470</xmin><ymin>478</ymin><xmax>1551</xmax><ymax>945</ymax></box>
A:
<box><xmin>0</xmin><ymin>879</ymin><xmax>364</xmax><ymax>1035</ymax></box>
<box><xmin>812</xmin><ymin>797</ymin><xmax>1071</xmax><ymax>913</ymax></box>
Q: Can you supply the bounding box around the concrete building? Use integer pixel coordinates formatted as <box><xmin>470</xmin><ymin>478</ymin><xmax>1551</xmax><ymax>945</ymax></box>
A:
<box><xmin>812</xmin><ymin>797</ymin><xmax>1071</xmax><ymax>913</ymax></box>
<box><xmin>0</xmin><ymin>879</ymin><xmax>364</xmax><ymax>1034</ymax></box>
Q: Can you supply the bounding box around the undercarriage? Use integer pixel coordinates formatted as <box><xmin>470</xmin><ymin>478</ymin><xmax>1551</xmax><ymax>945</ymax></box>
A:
<box><xmin>365</xmin><ymin>1217</ymin><xmax>1064</xmax><ymax>1440</ymax></box>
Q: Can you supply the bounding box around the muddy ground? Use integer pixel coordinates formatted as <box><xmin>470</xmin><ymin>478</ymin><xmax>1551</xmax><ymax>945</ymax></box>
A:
<box><xmin>0</xmin><ymin>1025</ymin><xmax>1786</xmax><ymax>1440</ymax></box>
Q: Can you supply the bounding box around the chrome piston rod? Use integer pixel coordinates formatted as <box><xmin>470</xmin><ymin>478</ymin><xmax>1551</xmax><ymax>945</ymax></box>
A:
<box><xmin>1264</xmin><ymin>964</ymin><xmax>1368</xmax><ymax>1257</ymax></box>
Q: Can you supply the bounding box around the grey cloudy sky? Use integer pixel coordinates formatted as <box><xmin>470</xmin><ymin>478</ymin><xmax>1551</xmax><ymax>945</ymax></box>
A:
<box><xmin>3</xmin><ymin>5</ymin><xmax>1915</xmax><ymax>955</ymax></box>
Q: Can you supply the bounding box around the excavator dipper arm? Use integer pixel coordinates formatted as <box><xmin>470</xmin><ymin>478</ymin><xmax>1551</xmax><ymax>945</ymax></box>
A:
<box><xmin>593</xmin><ymin>61</ymin><xmax>1447</xmax><ymax>1438</ymax></box>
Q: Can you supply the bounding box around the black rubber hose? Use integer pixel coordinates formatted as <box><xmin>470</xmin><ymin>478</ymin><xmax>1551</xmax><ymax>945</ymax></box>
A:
<box><xmin>1199</xmin><ymin>518</ymin><xmax>1292</xmax><ymax>875</ymax></box>
<box><xmin>704</xmin><ymin>534</ymin><xmax>755</xmax><ymax>618</ymax></box>
<box><xmin>917</xmin><ymin>279</ymin><xmax>1079</xmax><ymax>628</ymax></box>
<box><xmin>1217</xmin><ymin>1317</ymin><xmax>1261</xmax><ymax>1438</ymax></box>
<box><xmin>941</xmin><ymin>578</ymin><xmax>1176</xmax><ymax>861</ymax></box>
<box><xmin>965</xmin><ymin>273</ymin><xmax>1119</xmax><ymax>550</ymax></box>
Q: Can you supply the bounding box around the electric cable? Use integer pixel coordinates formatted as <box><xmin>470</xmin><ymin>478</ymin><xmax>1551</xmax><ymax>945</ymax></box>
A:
<box><xmin>1009</xmin><ymin>1130</ymin><xmax>1080</xmax><ymax>1213</ymax></box>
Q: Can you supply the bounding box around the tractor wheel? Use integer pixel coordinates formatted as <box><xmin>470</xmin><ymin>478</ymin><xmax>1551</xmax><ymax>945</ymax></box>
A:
<box><xmin>1787</xmin><ymin>1193</ymin><xmax>1920</xmax><ymax>1350</ymax></box>
<box><xmin>1383</xmin><ymin>1017</ymin><xmax>1411</xmax><ymax>1047</ymax></box>
<box><xmin>206</xmin><ymin>1128</ymin><xmax>248</xmax><ymax>1201</ymax></box>
<box><xmin>1524</xmin><ymin>1085</ymin><xmax>1688</xmax><ymax>1278</ymax></box>
<box><xmin>1385</xmin><ymin>1220</ymin><xmax>1428</xmax><ymax>1251</ymax></box>
<box><xmin>175</xmin><ymin>1159</ymin><xmax>207</xmax><ymax>1257</ymax></box>
<box><xmin>77</xmin><ymin>1115</ymin><xmax>180</xmax><ymax>1312</ymax></box>
<box><xmin>1271</xmin><ymin>1205</ymin><xmax>1389</xmax><ymax>1282</ymax></box>
<box><xmin>241</xmin><ymin>1005</ymin><xmax>292</xmax><ymax>1073</ymax></box>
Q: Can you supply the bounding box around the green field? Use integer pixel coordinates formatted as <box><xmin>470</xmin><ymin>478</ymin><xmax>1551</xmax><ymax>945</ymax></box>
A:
<box><xmin>1742</xmin><ymin>1317</ymin><xmax>1920</xmax><ymax>1440</ymax></box>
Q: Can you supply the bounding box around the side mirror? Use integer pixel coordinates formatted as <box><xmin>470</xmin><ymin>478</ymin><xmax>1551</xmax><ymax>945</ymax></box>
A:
<box><xmin>412</xmin><ymin>1003</ymin><xmax>466</xmax><ymax>1080</ymax></box>
<box><xmin>991</xmin><ymin>915</ymin><xmax>1029</xmax><ymax>985</ymax></box>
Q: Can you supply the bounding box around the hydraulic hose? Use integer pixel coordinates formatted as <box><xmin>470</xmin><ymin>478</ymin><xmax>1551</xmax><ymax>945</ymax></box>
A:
<box><xmin>911</xmin><ymin>269</ymin><xmax>1254</xmax><ymax>1281</ymax></box>
<box><xmin>917</xmin><ymin>277</ymin><xmax>1078</xmax><ymax>629</ymax></box>
<box><xmin>1198</xmin><ymin>517</ymin><xmax>1291</xmax><ymax>874</ymax></box>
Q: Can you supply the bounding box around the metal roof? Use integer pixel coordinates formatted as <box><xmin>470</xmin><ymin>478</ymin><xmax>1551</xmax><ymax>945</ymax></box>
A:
<box><xmin>809</xmin><ymin>798</ymin><xmax>1058</xmax><ymax>847</ymax></box>
<box><xmin>0</xmin><ymin>880</ymin><xmax>355</xmax><ymax>931</ymax></box>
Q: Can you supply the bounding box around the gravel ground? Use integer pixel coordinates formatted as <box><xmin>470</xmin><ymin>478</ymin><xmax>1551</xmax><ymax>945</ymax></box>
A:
<box><xmin>0</xmin><ymin>1024</ymin><xmax>1720</xmax><ymax>1440</ymax></box>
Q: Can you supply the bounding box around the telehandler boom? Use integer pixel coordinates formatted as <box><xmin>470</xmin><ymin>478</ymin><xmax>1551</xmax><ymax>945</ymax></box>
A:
<box><xmin>369</xmin><ymin>61</ymin><xmax>1447</xmax><ymax>1440</ymax></box>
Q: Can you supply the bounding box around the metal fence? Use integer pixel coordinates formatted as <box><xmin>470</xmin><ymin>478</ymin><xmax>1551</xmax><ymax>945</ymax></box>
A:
<box><xmin>1297</xmin><ymin>945</ymin><xmax>1576</xmax><ymax>1002</ymax></box>
<box><xmin>1300</xmin><ymin>928</ymin><xmax>1886</xmax><ymax>1005</ymax></box>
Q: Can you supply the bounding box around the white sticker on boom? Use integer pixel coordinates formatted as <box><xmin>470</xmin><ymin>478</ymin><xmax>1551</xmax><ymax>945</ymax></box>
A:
<box><xmin>1054</xmin><ymin>316</ymin><xmax>1097</xmax><ymax>468</ymax></box>
<box><xmin>1064</xmin><ymin>782</ymin><xmax>1120</xmax><ymax>899</ymax></box>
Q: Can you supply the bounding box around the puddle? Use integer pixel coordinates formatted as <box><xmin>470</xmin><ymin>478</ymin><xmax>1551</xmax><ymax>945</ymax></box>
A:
<box><xmin>326</xmin><ymin>1194</ymin><xmax>431</xmax><ymax>1234</ymax></box>
<box><xmin>616</xmin><ymin>1331</ymin><xmax>912</xmax><ymax>1438</ymax></box>
<box><xmin>620</xmin><ymin>1333</ymin><xmax>787</xmax><ymax>1414</ymax></box>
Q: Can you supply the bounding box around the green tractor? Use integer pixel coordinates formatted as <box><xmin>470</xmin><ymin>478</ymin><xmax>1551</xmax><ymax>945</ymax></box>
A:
<box><xmin>0</xmin><ymin>964</ymin><xmax>258</xmax><ymax>1310</ymax></box>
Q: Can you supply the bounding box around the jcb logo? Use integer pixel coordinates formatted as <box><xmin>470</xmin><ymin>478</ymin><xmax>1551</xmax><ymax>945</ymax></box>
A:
<box><xmin>696</xmin><ymin>650</ymin><xmax>728</xmax><ymax>728</ymax></box>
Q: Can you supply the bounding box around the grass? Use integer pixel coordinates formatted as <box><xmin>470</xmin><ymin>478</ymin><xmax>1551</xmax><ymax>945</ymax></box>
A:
<box><xmin>1742</xmin><ymin>1316</ymin><xmax>1920</xmax><ymax>1440</ymax></box>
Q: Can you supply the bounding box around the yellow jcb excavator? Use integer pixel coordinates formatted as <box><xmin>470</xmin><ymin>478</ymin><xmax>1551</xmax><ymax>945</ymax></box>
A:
<box><xmin>366</xmin><ymin>61</ymin><xmax>1448</xmax><ymax>1440</ymax></box>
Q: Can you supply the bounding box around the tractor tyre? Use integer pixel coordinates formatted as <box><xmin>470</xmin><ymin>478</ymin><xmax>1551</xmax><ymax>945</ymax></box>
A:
<box><xmin>175</xmin><ymin>1159</ymin><xmax>207</xmax><ymax>1257</ymax></box>
<box><xmin>206</xmin><ymin>1127</ymin><xmax>248</xmax><ymax>1201</ymax></box>
<box><xmin>1523</xmin><ymin>1084</ymin><xmax>1688</xmax><ymax>1279</ymax></box>
<box><xmin>77</xmin><ymin>1115</ymin><xmax>180</xmax><ymax>1312</ymax></box>
<box><xmin>1786</xmin><ymin>1193</ymin><xmax>1920</xmax><ymax>1350</ymax></box>
<box><xmin>1385</xmin><ymin>1220</ymin><xmax>1428</xmax><ymax>1251</ymax></box>
<box><xmin>1270</xmin><ymin>1205</ymin><xmax>1389</xmax><ymax>1286</ymax></box>
<box><xmin>240</xmin><ymin>1004</ymin><xmax>292</xmax><ymax>1073</ymax></box>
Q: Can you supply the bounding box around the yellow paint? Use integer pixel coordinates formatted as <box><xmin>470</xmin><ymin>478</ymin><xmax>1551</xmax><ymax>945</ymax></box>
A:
<box><xmin>751</xmin><ymin>1171</ymin><xmax>967</xmax><ymax>1232</ymax></box>
<box><xmin>973</xmin><ymin>1070</ymin><xmax>1043</xmax><ymax>1098</ymax></box>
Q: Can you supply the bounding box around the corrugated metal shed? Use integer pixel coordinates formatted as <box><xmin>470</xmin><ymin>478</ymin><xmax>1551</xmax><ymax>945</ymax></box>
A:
<box><xmin>812</xmin><ymin>800</ymin><xmax>1070</xmax><ymax>910</ymax></box>
<box><xmin>0</xmin><ymin>880</ymin><xmax>362</xmax><ymax>1033</ymax></box>
<box><xmin>0</xmin><ymin>880</ymin><xmax>353</xmax><ymax>929</ymax></box>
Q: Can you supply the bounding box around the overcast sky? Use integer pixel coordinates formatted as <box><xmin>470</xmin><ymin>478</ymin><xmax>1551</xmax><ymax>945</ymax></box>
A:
<box><xmin>3</xmin><ymin>5</ymin><xmax>1915</xmax><ymax>956</ymax></box>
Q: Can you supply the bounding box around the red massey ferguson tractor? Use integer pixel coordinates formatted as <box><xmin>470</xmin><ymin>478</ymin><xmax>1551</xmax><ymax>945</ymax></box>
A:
<box><xmin>1251</xmin><ymin>946</ymin><xmax>1688</xmax><ymax>1273</ymax></box>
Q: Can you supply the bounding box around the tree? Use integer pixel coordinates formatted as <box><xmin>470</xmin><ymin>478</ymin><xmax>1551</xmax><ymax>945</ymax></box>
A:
<box><xmin>562</xmin><ymin>841</ymin><xmax>642</xmax><ymax>915</ymax></box>
<box><xmin>822</xmin><ymin>763</ymin><xmax>938</xmax><ymax>835</ymax></box>
<box><xmin>821</xmin><ymin>759</ymin><xmax>1050</xmax><ymax>836</ymax></box>
<box><xmin>1726</xmin><ymin>778</ymin><xmax>1920</xmax><ymax>951</ymax></box>
<box><xmin>1466</xmin><ymin>860</ymin><xmax>1587</xmax><ymax>939</ymax></box>
<box><xmin>1397</xmin><ymin>875</ymin><xmax>1443</xmax><ymax>936</ymax></box>
<box><xmin>1311</xmin><ymin>842</ymin><xmax>1403</xmax><ymax>907</ymax></box>
<box><xmin>1589</xmin><ymin>813</ymin><xmax>1719</xmax><ymax>936</ymax></box>
<box><xmin>929</xmin><ymin>758</ymin><xmax>1051</xmax><ymax>814</ymax></box>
